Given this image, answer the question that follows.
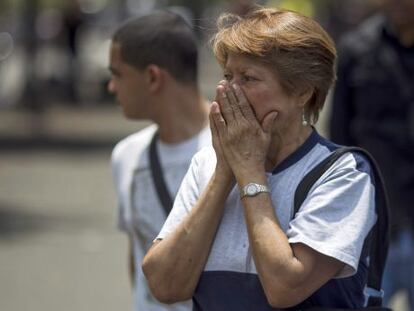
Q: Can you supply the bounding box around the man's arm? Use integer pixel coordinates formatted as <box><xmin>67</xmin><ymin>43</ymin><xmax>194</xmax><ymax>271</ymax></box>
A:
<box><xmin>128</xmin><ymin>237</ymin><xmax>135</xmax><ymax>288</ymax></box>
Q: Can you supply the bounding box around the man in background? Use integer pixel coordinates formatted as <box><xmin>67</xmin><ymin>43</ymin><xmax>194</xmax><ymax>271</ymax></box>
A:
<box><xmin>329</xmin><ymin>0</ymin><xmax>414</xmax><ymax>308</ymax></box>
<box><xmin>108</xmin><ymin>11</ymin><xmax>210</xmax><ymax>311</ymax></box>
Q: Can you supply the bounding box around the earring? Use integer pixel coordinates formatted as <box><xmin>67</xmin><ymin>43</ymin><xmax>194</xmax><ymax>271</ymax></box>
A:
<box><xmin>302</xmin><ymin>109</ymin><xmax>308</xmax><ymax>127</ymax></box>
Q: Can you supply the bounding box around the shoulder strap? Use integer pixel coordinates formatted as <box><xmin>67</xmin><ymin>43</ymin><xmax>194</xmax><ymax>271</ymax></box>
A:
<box><xmin>148</xmin><ymin>131</ymin><xmax>174</xmax><ymax>215</ymax></box>
<box><xmin>294</xmin><ymin>146</ymin><xmax>390</xmax><ymax>306</ymax></box>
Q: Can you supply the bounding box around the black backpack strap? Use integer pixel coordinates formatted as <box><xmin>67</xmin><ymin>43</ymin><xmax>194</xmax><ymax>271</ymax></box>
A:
<box><xmin>148</xmin><ymin>131</ymin><xmax>174</xmax><ymax>215</ymax></box>
<box><xmin>294</xmin><ymin>146</ymin><xmax>390</xmax><ymax>306</ymax></box>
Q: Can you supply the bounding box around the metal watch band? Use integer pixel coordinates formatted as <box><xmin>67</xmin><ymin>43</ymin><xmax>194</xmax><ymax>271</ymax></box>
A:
<box><xmin>240</xmin><ymin>182</ymin><xmax>270</xmax><ymax>198</ymax></box>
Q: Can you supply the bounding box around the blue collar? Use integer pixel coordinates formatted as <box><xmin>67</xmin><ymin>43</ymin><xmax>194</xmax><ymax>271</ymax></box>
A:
<box><xmin>271</xmin><ymin>129</ymin><xmax>322</xmax><ymax>175</ymax></box>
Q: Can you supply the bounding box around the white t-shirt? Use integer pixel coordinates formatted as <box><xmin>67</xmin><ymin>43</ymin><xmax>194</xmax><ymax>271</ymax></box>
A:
<box><xmin>111</xmin><ymin>124</ymin><xmax>211</xmax><ymax>311</ymax></box>
<box><xmin>157</xmin><ymin>130</ymin><xmax>378</xmax><ymax>310</ymax></box>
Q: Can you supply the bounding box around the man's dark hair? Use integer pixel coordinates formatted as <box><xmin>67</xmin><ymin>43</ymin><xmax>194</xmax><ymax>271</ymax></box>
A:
<box><xmin>113</xmin><ymin>10</ymin><xmax>198</xmax><ymax>84</ymax></box>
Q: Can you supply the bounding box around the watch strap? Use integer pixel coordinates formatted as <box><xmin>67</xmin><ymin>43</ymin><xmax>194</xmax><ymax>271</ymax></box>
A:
<box><xmin>240</xmin><ymin>183</ymin><xmax>270</xmax><ymax>198</ymax></box>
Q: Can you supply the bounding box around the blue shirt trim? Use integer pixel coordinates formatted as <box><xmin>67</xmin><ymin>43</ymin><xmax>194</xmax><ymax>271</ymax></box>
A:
<box><xmin>272</xmin><ymin>129</ymin><xmax>333</xmax><ymax>175</ymax></box>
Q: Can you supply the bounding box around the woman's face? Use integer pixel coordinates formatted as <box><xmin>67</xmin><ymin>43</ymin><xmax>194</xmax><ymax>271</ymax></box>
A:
<box><xmin>223</xmin><ymin>53</ymin><xmax>303</xmax><ymax>130</ymax></box>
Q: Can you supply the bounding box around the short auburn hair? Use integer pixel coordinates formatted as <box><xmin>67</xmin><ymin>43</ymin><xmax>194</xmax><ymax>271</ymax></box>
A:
<box><xmin>211</xmin><ymin>7</ymin><xmax>336</xmax><ymax>123</ymax></box>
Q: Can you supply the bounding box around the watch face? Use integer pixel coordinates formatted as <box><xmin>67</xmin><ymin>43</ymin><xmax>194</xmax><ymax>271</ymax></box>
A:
<box><xmin>246</xmin><ymin>184</ymin><xmax>257</xmax><ymax>196</ymax></box>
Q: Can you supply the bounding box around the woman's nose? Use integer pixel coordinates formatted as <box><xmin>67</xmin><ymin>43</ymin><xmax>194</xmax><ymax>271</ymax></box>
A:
<box><xmin>229</xmin><ymin>76</ymin><xmax>242</xmax><ymax>86</ymax></box>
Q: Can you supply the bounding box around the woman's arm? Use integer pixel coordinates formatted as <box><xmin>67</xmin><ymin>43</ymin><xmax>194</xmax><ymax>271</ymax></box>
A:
<box><xmin>142</xmin><ymin>171</ymin><xmax>233</xmax><ymax>303</ymax></box>
<box><xmin>240</xmin><ymin>182</ymin><xmax>344</xmax><ymax>308</ymax></box>
<box><xmin>142</xmin><ymin>90</ymin><xmax>235</xmax><ymax>304</ymax></box>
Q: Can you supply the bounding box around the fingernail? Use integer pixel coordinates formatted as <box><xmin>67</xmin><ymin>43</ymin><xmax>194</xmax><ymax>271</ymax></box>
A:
<box><xmin>232</xmin><ymin>83</ymin><xmax>239</xmax><ymax>91</ymax></box>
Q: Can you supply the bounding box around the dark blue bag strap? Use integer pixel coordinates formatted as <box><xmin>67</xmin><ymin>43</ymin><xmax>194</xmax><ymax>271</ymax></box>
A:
<box><xmin>293</xmin><ymin>147</ymin><xmax>390</xmax><ymax>306</ymax></box>
<box><xmin>149</xmin><ymin>131</ymin><xmax>174</xmax><ymax>215</ymax></box>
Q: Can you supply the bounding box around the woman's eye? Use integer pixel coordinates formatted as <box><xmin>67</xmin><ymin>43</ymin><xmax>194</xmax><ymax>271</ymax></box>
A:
<box><xmin>242</xmin><ymin>75</ymin><xmax>255</xmax><ymax>82</ymax></box>
<box><xmin>223</xmin><ymin>73</ymin><xmax>232</xmax><ymax>81</ymax></box>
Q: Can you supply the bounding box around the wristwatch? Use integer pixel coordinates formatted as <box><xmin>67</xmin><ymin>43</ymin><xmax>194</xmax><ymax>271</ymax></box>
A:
<box><xmin>240</xmin><ymin>183</ymin><xmax>270</xmax><ymax>198</ymax></box>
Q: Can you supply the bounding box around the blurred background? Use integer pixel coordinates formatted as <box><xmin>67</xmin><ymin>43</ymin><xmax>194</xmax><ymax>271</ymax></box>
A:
<box><xmin>0</xmin><ymin>0</ymin><xmax>408</xmax><ymax>310</ymax></box>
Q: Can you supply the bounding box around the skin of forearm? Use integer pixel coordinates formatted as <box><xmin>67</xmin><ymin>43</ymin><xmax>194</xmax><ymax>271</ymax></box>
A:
<box><xmin>237</xmin><ymin>170</ymin><xmax>317</xmax><ymax>306</ymax></box>
<box><xmin>243</xmin><ymin>195</ymin><xmax>308</xmax><ymax>297</ymax></box>
<box><xmin>142</xmin><ymin>171</ymin><xmax>234</xmax><ymax>303</ymax></box>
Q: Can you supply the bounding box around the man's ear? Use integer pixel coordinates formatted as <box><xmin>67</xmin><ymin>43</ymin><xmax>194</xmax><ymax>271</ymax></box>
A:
<box><xmin>146</xmin><ymin>64</ymin><xmax>164</xmax><ymax>93</ymax></box>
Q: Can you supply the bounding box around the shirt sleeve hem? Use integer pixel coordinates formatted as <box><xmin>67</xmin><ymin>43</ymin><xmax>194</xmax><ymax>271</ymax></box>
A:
<box><xmin>288</xmin><ymin>233</ymin><xmax>358</xmax><ymax>278</ymax></box>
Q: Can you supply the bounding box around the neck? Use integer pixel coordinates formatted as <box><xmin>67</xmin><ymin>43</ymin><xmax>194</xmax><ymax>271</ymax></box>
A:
<box><xmin>265</xmin><ymin>124</ymin><xmax>312</xmax><ymax>171</ymax></box>
<box><xmin>154</xmin><ymin>84</ymin><xmax>209</xmax><ymax>144</ymax></box>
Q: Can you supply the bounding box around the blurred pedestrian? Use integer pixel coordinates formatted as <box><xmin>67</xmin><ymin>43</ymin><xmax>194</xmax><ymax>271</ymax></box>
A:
<box><xmin>62</xmin><ymin>0</ymin><xmax>83</xmax><ymax>103</ymax></box>
<box><xmin>330</xmin><ymin>0</ymin><xmax>414</xmax><ymax>308</ymax></box>
<box><xmin>108</xmin><ymin>11</ymin><xmax>210</xmax><ymax>311</ymax></box>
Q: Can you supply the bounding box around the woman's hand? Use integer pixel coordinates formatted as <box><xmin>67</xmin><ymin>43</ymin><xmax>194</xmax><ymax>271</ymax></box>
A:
<box><xmin>210</xmin><ymin>82</ymin><xmax>235</xmax><ymax>181</ymax></box>
<box><xmin>213</xmin><ymin>81</ymin><xmax>277</xmax><ymax>181</ymax></box>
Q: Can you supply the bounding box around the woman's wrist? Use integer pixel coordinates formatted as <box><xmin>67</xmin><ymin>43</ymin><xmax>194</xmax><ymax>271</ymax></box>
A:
<box><xmin>213</xmin><ymin>167</ymin><xmax>235</xmax><ymax>193</ymax></box>
<box><xmin>235</xmin><ymin>169</ymin><xmax>268</xmax><ymax>188</ymax></box>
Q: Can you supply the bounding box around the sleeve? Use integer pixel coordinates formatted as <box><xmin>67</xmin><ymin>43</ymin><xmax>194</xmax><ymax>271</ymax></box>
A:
<box><xmin>116</xmin><ymin>202</ymin><xmax>128</xmax><ymax>232</ymax></box>
<box><xmin>329</xmin><ymin>40</ymin><xmax>356</xmax><ymax>146</ymax></box>
<box><xmin>156</xmin><ymin>151</ymin><xmax>204</xmax><ymax>240</ymax></box>
<box><xmin>287</xmin><ymin>152</ymin><xmax>377</xmax><ymax>278</ymax></box>
<box><xmin>111</xmin><ymin>143</ymin><xmax>129</xmax><ymax>232</ymax></box>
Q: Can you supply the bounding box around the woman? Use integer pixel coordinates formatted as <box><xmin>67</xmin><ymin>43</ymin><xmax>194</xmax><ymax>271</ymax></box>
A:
<box><xmin>142</xmin><ymin>8</ymin><xmax>378</xmax><ymax>310</ymax></box>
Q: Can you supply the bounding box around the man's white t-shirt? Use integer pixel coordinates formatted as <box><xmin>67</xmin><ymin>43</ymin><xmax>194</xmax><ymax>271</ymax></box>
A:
<box><xmin>111</xmin><ymin>124</ymin><xmax>211</xmax><ymax>311</ymax></box>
